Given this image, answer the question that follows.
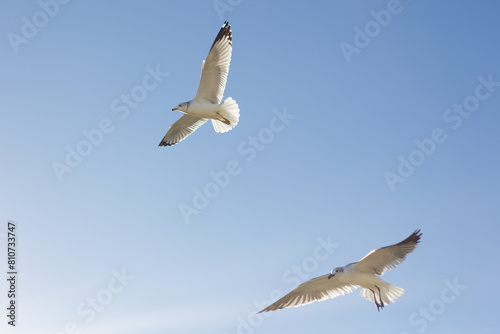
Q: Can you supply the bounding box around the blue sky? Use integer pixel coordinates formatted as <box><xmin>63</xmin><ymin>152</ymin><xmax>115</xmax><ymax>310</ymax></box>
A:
<box><xmin>1</xmin><ymin>0</ymin><xmax>499</xmax><ymax>333</ymax></box>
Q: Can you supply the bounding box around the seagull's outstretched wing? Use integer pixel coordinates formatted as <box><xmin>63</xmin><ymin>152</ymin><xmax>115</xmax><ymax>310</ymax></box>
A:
<box><xmin>193</xmin><ymin>21</ymin><xmax>232</xmax><ymax>104</ymax></box>
<box><xmin>354</xmin><ymin>230</ymin><xmax>422</xmax><ymax>275</ymax></box>
<box><xmin>258</xmin><ymin>274</ymin><xmax>358</xmax><ymax>313</ymax></box>
<box><xmin>159</xmin><ymin>114</ymin><xmax>207</xmax><ymax>146</ymax></box>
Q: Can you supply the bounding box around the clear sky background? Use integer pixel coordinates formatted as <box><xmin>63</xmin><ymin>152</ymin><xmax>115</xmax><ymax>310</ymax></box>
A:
<box><xmin>1</xmin><ymin>0</ymin><xmax>499</xmax><ymax>333</ymax></box>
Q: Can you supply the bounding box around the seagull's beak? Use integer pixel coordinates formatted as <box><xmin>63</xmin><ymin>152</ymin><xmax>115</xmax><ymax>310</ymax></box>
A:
<box><xmin>171</xmin><ymin>108</ymin><xmax>177</xmax><ymax>111</ymax></box>
<box><xmin>328</xmin><ymin>274</ymin><xmax>334</xmax><ymax>279</ymax></box>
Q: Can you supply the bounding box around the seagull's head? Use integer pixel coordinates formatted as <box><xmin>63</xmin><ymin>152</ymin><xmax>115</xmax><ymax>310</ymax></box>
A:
<box><xmin>172</xmin><ymin>102</ymin><xmax>190</xmax><ymax>112</ymax></box>
<box><xmin>328</xmin><ymin>267</ymin><xmax>344</xmax><ymax>279</ymax></box>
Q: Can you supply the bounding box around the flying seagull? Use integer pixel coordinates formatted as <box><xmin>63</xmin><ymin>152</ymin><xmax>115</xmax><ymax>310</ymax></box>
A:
<box><xmin>159</xmin><ymin>21</ymin><xmax>239</xmax><ymax>146</ymax></box>
<box><xmin>258</xmin><ymin>230</ymin><xmax>422</xmax><ymax>313</ymax></box>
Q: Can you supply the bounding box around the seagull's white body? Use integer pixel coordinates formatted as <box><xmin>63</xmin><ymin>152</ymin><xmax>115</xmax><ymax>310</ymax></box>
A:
<box><xmin>179</xmin><ymin>99</ymin><xmax>238</xmax><ymax>126</ymax></box>
<box><xmin>335</xmin><ymin>263</ymin><xmax>405</xmax><ymax>308</ymax></box>
<box><xmin>338</xmin><ymin>263</ymin><xmax>387</xmax><ymax>288</ymax></box>
<box><xmin>184</xmin><ymin>101</ymin><xmax>221</xmax><ymax>119</ymax></box>
<box><xmin>259</xmin><ymin>230</ymin><xmax>421</xmax><ymax>313</ymax></box>
<box><xmin>159</xmin><ymin>21</ymin><xmax>239</xmax><ymax>146</ymax></box>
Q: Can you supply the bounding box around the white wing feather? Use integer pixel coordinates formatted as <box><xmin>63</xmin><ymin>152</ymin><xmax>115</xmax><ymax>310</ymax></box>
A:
<box><xmin>159</xmin><ymin>114</ymin><xmax>207</xmax><ymax>146</ymax></box>
<box><xmin>354</xmin><ymin>230</ymin><xmax>422</xmax><ymax>275</ymax></box>
<box><xmin>258</xmin><ymin>274</ymin><xmax>358</xmax><ymax>313</ymax></box>
<box><xmin>193</xmin><ymin>21</ymin><xmax>232</xmax><ymax>104</ymax></box>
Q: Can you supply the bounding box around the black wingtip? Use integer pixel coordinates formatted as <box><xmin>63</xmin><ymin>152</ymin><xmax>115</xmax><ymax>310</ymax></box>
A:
<box><xmin>257</xmin><ymin>307</ymin><xmax>272</xmax><ymax>314</ymax></box>
<box><xmin>408</xmin><ymin>229</ymin><xmax>422</xmax><ymax>244</ymax></box>
<box><xmin>391</xmin><ymin>229</ymin><xmax>422</xmax><ymax>248</ymax></box>
<box><xmin>210</xmin><ymin>20</ymin><xmax>232</xmax><ymax>50</ymax></box>
<box><xmin>158</xmin><ymin>141</ymin><xmax>176</xmax><ymax>147</ymax></box>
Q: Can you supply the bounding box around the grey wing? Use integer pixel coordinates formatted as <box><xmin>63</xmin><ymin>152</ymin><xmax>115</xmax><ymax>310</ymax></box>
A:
<box><xmin>354</xmin><ymin>230</ymin><xmax>422</xmax><ymax>275</ymax></box>
<box><xmin>258</xmin><ymin>274</ymin><xmax>358</xmax><ymax>313</ymax></box>
<box><xmin>193</xmin><ymin>21</ymin><xmax>232</xmax><ymax>104</ymax></box>
<box><xmin>158</xmin><ymin>114</ymin><xmax>207</xmax><ymax>146</ymax></box>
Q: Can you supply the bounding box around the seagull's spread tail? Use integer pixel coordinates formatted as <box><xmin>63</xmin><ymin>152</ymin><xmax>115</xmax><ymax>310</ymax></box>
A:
<box><xmin>360</xmin><ymin>283</ymin><xmax>404</xmax><ymax>306</ymax></box>
<box><xmin>212</xmin><ymin>97</ymin><xmax>239</xmax><ymax>133</ymax></box>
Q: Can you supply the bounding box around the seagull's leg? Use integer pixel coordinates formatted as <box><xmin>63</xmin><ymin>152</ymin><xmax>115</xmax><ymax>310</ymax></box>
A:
<box><xmin>215</xmin><ymin>112</ymin><xmax>231</xmax><ymax>125</ymax></box>
<box><xmin>369</xmin><ymin>289</ymin><xmax>382</xmax><ymax>312</ymax></box>
<box><xmin>376</xmin><ymin>286</ymin><xmax>384</xmax><ymax>310</ymax></box>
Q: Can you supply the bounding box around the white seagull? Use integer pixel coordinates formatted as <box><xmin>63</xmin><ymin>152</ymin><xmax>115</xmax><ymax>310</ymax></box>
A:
<box><xmin>259</xmin><ymin>230</ymin><xmax>422</xmax><ymax>313</ymax></box>
<box><xmin>159</xmin><ymin>21</ymin><xmax>239</xmax><ymax>146</ymax></box>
